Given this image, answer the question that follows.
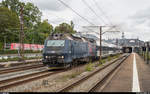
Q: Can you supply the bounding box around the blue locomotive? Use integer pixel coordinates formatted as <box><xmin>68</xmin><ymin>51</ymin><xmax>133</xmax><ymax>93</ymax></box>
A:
<box><xmin>42</xmin><ymin>33</ymin><xmax>97</xmax><ymax>68</ymax></box>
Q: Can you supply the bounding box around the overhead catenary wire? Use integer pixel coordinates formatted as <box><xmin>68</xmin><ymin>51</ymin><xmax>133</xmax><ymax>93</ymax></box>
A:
<box><xmin>92</xmin><ymin>0</ymin><xmax>113</xmax><ymax>25</ymax></box>
<box><xmin>20</xmin><ymin>0</ymin><xmax>104</xmax><ymax>39</ymax></box>
<box><xmin>92</xmin><ymin>0</ymin><xmax>120</xmax><ymax>32</ymax></box>
<box><xmin>81</xmin><ymin>0</ymin><xmax>120</xmax><ymax>38</ymax></box>
<box><xmin>81</xmin><ymin>0</ymin><xmax>107</xmax><ymax>25</ymax></box>
<box><xmin>25</xmin><ymin>0</ymin><xmax>93</xmax><ymax>33</ymax></box>
<box><xmin>57</xmin><ymin>0</ymin><xmax>96</xmax><ymax>26</ymax></box>
<box><xmin>93</xmin><ymin>0</ymin><xmax>128</xmax><ymax>35</ymax></box>
<box><xmin>28</xmin><ymin>0</ymin><xmax>121</xmax><ymax>41</ymax></box>
<box><xmin>45</xmin><ymin>12</ymin><xmax>95</xmax><ymax>34</ymax></box>
<box><xmin>47</xmin><ymin>15</ymin><xmax>98</xmax><ymax>38</ymax></box>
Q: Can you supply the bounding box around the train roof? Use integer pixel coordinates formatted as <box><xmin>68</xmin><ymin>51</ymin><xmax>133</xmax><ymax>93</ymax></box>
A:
<box><xmin>47</xmin><ymin>33</ymin><xmax>96</xmax><ymax>44</ymax></box>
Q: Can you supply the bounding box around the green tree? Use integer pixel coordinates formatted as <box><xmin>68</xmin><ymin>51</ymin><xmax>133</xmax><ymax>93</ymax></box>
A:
<box><xmin>37</xmin><ymin>20</ymin><xmax>53</xmax><ymax>43</ymax></box>
<box><xmin>0</xmin><ymin>7</ymin><xmax>20</xmax><ymax>49</ymax></box>
<box><xmin>0</xmin><ymin>7</ymin><xmax>20</xmax><ymax>33</ymax></box>
<box><xmin>1</xmin><ymin>0</ymin><xmax>42</xmax><ymax>28</ymax></box>
<box><xmin>36</xmin><ymin>20</ymin><xmax>53</xmax><ymax>37</ymax></box>
<box><xmin>25</xmin><ymin>20</ymin><xmax>53</xmax><ymax>44</ymax></box>
<box><xmin>23</xmin><ymin>2</ymin><xmax>42</xmax><ymax>28</ymax></box>
<box><xmin>54</xmin><ymin>21</ymin><xmax>76</xmax><ymax>34</ymax></box>
<box><xmin>1</xmin><ymin>0</ymin><xmax>43</xmax><ymax>45</ymax></box>
<box><xmin>1</xmin><ymin>0</ymin><xmax>22</xmax><ymax>14</ymax></box>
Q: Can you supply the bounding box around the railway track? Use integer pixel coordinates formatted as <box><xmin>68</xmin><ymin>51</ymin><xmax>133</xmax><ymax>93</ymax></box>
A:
<box><xmin>0</xmin><ymin>69</ymin><xmax>64</xmax><ymax>91</ymax></box>
<box><xmin>0</xmin><ymin>63</ymin><xmax>44</xmax><ymax>75</ymax></box>
<box><xmin>0</xmin><ymin>62</ymin><xmax>86</xmax><ymax>91</ymax></box>
<box><xmin>0</xmin><ymin>58</ymin><xmax>94</xmax><ymax>91</ymax></box>
<box><xmin>0</xmin><ymin>61</ymin><xmax>93</xmax><ymax>91</ymax></box>
<box><xmin>0</xmin><ymin>53</ymin><xmax>121</xmax><ymax>75</ymax></box>
<box><xmin>0</xmin><ymin>53</ymin><xmax>124</xmax><ymax>91</ymax></box>
<box><xmin>57</xmin><ymin>54</ymin><xmax>130</xmax><ymax>92</ymax></box>
<box><xmin>88</xmin><ymin>54</ymin><xmax>129</xmax><ymax>92</ymax></box>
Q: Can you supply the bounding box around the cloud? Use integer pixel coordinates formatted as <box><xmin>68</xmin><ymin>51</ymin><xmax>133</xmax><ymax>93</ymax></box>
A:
<box><xmin>130</xmin><ymin>7</ymin><xmax>150</xmax><ymax>25</ymax></box>
<box><xmin>2</xmin><ymin>0</ymin><xmax>150</xmax><ymax>41</ymax></box>
<box><xmin>31</xmin><ymin>0</ymin><xmax>69</xmax><ymax>11</ymax></box>
<box><xmin>123</xmin><ymin>6</ymin><xmax>150</xmax><ymax>41</ymax></box>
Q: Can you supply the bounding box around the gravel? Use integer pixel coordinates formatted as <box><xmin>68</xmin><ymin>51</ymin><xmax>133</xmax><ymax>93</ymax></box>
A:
<box><xmin>0</xmin><ymin>67</ymin><xmax>47</xmax><ymax>81</ymax></box>
<box><xmin>68</xmin><ymin>60</ymin><xmax>121</xmax><ymax>92</ymax></box>
<box><xmin>1</xmin><ymin>54</ymin><xmax>124</xmax><ymax>92</ymax></box>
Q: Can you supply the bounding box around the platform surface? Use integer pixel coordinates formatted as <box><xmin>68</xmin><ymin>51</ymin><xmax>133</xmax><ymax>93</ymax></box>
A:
<box><xmin>102</xmin><ymin>53</ymin><xmax>150</xmax><ymax>92</ymax></box>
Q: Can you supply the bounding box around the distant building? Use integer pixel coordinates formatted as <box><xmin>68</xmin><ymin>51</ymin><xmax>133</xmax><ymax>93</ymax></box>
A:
<box><xmin>103</xmin><ymin>38</ymin><xmax>144</xmax><ymax>47</ymax></box>
<box><xmin>76</xmin><ymin>31</ymin><xmax>145</xmax><ymax>48</ymax></box>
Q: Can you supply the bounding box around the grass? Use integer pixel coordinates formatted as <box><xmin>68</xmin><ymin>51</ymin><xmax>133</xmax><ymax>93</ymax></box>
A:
<box><xmin>59</xmin><ymin>68</ymin><xmax>84</xmax><ymax>82</ymax></box>
<box><xmin>113</xmin><ymin>54</ymin><xmax>120</xmax><ymax>59</ymax></box>
<box><xmin>0</xmin><ymin>56</ymin><xmax>42</xmax><ymax>62</ymax></box>
<box><xmin>85</xmin><ymin>61</ymin><xmax>94</xmax><ymax>72</ymax></box>
<box><xmin>0</xmin><ymin>50</ymin><xmax>42</xmax><ymax>55</ymax></box>
<box><xmin>107</xmin><ymin>56</ymin><xmax>112</xmax><ymax>61</ymax></box>
<box><xmin>97</xmin><ymin>59</ymin><xmax>106</xmax><ymax>67</ymax></box>
<box><xmin>69</xmin><ymin>72</ymin><xmax>81</xmax><ymax>78</ymax></box>
<box><xmin>101</xmin><ymin>59</ymin><xmax>106</xmax><ymax>64</ymax></box>
<box><xmin>98</xmin><ymin>54</ymin><xmax>121</xmax><ymax>67</ymax></box>
<box><xmin>57</xmin><ymin>54</ymin><xmax>122</xmax><ymax>82</ymax></box>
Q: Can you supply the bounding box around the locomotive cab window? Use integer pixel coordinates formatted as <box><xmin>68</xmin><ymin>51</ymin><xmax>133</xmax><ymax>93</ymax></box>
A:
<box><xmin>46</xmin><ymin>40</ymin><xmax>65</xmax><ymax>47</ymax></box>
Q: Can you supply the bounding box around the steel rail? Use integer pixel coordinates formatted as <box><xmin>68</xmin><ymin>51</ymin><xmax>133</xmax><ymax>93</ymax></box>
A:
<box><xmin>57</xmin><ymin>54</ymin><xmax>129</xmax><ymax>92</ymax></box>
<box><xmin>0</xmin><ymin>63</ymin><xmax>44</xmax><ymax>75</ymax></box>
<box><xmin>0</xmin><ymin>70</ymin><xmax>63</xmax><ymax>91</ymax></box>
<box><xmin>88</xmin><ymin>54</ymin><xmax>130</xmax><ymax>92</ymax></box>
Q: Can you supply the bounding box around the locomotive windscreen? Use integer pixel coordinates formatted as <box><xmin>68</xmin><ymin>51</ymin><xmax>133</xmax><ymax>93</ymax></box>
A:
<box><xmin>47</xmin><ymin>40</ymin><xmax>65</xmax><ymax>47</ymax></box>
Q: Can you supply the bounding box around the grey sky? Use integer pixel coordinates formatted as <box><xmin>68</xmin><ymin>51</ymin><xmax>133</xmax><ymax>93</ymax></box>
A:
<box><xmin>1</xmin><ymin>0</ymin><xmax>150</xmax><ymax>41</ymax></box>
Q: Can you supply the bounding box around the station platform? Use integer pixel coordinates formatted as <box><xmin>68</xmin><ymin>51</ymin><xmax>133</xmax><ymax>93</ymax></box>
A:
<box><xmin>101</xmin><ymin>53</ymin><xmax>150</xmax><ymax>92</ymax></box>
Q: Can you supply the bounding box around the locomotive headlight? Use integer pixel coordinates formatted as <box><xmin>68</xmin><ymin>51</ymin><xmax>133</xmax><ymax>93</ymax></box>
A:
<box><xmin>59</xmin><ymin>56</ymin><xmax>64</xmax><ymax>58</ymax></box>
<box><xmin>45</xmin><ymin>56</ymin><xmax>48</xmax><ymax>58</ymax></box>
